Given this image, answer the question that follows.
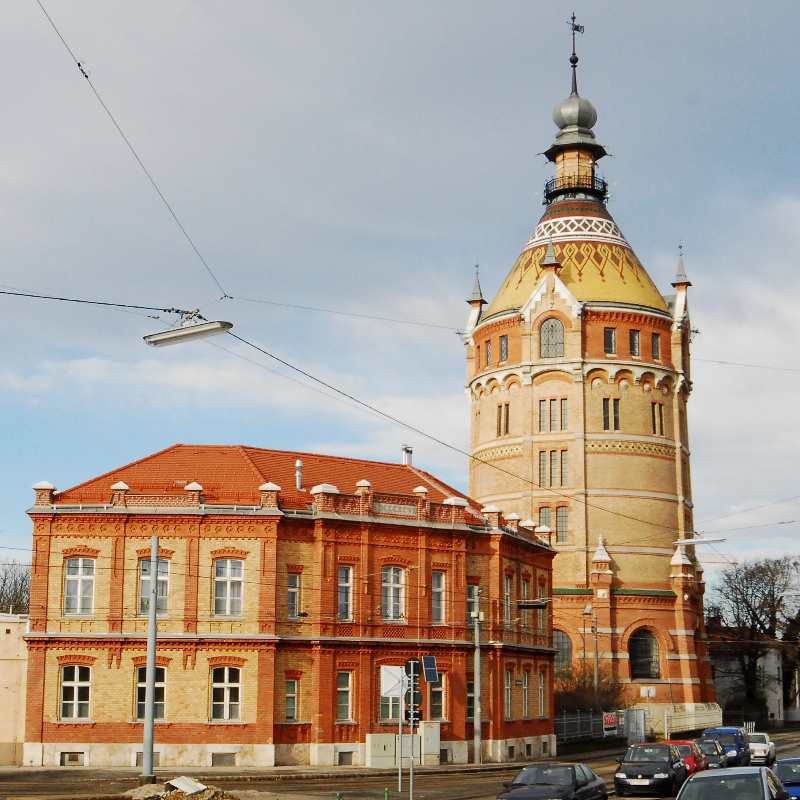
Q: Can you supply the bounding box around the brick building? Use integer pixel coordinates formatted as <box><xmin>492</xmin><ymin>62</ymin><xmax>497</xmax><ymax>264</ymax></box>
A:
<box><xmin>23</xmin><ymin>444</ymin><xmax>555</xmax><ymax>767</ymax></box>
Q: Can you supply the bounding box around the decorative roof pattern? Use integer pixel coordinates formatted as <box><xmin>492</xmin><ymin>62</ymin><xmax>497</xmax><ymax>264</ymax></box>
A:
<box><xmin>483</xmin><ymin>198</ymin><xmax>667</xmax><ymax>316</ymax></box>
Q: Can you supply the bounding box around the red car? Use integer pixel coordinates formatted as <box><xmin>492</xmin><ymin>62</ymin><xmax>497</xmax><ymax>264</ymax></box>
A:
<box><xmin>664</xmin><ymin>740</ymin><xmax>708</xmax><ymax>775</ymax></box>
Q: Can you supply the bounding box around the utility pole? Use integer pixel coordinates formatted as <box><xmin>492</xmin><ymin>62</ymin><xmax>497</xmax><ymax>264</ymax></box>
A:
<box><xmin>409</xmin><ymin>659</ymin><xmax>415</xmax><ymax>800</ymax></box>
<box><xmin>472</xmin><ymin>587</ymin><xmax>482</xmax><ymax>765</ymax></box>
<box><xmin>592</xmin><ymin>613</ymin><xmax>599</xmax><ymax>694</ymax></box>
<box><xmin>139</xmin><ymin>535</ymin><xmax>159</xmax><ymax>784</ymax></box>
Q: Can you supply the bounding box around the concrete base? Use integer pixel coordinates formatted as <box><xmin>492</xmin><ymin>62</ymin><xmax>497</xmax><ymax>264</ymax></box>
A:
<box><xmin>485</xmin><ymin>734</ymin><xmax>556</xmax><ymax>763</ymax></box>
<box><xmin>634</xmin><ymin>702</ymin><xmax>723</xmax><ymax>737</ymax></box>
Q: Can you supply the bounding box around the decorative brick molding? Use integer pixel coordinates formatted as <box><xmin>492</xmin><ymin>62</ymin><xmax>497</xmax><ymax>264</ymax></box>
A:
<box><xmin>135</xmin><ymin>546</ymin><xmax>175</xmax><ymax>560</ymax></box>
<box><xmin>132</xmin><ymin>655</ymin><xmax>172</xmax><ymax>668</ymax></box>
<box><xmin>62</xmin><ymin>546</ymin><xmax>101</xmax><ymax>559</ymax></box>
<box><xmin>207</xmin><ymin>655</ymin><xmax>247</xmax><ymax>668</ymax></box>
<box><xmin>57</xmin><ymin>654</ymin><xmax>97</xmax><ymax>666</ymax></box>
<box><xmin>210</xmin><ymin>547</ymin><xmax>249</xmax><ymax>560</ymax></box>
<box><xmin>285</xmin><ymin>669</ymin><xmax>303</xmax><ymax>679</ymax></box>
<box><xmin>286</xmin><ymin>564</ymin><xmax>304</xmax><ymax>573</ymax></box>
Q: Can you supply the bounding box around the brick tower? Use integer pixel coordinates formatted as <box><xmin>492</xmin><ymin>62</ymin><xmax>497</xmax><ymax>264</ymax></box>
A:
<box><xmin>463</xmin><ymin>22</ymin><xmax>721</xmax><ymax>732</ymax></box>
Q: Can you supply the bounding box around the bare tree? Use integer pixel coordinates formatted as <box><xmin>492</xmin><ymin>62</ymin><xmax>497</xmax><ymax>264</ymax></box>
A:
<box><xmin>707</xmin><ymin>557</ymin><xmax>800</xmax><ymax>705</ymax></box>
<box><xmin>0</xmin><ymin>560</ymin><xmax>30</xmax><ymax>614</ymax></box>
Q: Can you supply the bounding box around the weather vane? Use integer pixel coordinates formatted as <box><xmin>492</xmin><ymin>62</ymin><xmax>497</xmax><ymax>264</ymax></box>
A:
<box><xmin>567</xmin><ymin>13</ymin><xmax>584</xmax><ymax>92</ymax></box>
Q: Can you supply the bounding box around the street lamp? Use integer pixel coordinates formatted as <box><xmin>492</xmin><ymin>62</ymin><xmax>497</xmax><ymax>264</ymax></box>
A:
<box><xmin>143</xmin><ymin>311</ymin><xmax>232</xmax><ymax>347</ymax></box>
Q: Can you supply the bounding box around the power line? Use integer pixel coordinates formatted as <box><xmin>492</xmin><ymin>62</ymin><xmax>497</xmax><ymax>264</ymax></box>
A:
<box><xmin>0</xmin><ymin>288</ymin><xmax>191</xmax><ymax>316</ymax></box>
<box><xmin>34</xmin><ymin>0</ymin><xmax>229</xmax><ymax>299</ymax></box>
<box><xmin>696</xmin><ymin>358</ymin><xmax>800</xmax><ymax>373</ymax></box>
<box><xmin>697</xmin><ymin>494</ymin><xmax>800</xmax><ymax>526</ymax></box>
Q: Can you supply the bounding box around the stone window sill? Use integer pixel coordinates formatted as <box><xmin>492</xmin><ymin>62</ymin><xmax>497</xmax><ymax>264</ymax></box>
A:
<box><xmin>207</xmin><ymin>720</ymin><xmax>247</xmax><ymax>725</ymax></box>
<box><xmin>56</xmin><ymin>720</ymin><xmax>95</xmax><ymax>726</ymax></box>
<box><xmin>335</xmin><ymin>720</ymin><xmax>357</xmax><ymax>725</ymax></box>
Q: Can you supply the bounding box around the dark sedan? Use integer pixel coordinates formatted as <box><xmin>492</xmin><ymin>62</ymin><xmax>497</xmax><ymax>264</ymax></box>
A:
<box><xmin>497</xmin><ymin>762</ymin><xmax>607</xmax><ymax>800</ymax></box>
<box><xmin>675</xmin><ymin>766</ymin><xmax>790</xmax><ymax>799</ymax></box>
<box><xmin>615</xmin><ymin>743</ymin><xmax>688</xmax><ymax>796</ymax></box>
<box><xmin>775</xmin><ymin>758</ymin><xmax>800</xmax><ymax>799</ymax></box>
<box><xmin>696</xmin><ymin>738</ymin><xmax>730</xmax><ymax>769</ymax></box>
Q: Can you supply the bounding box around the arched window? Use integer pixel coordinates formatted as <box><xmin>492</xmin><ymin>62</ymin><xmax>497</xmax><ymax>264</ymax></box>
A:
<box><xmin>540</xmin><ymin>318</ymin><xmax>565</xmax><ymax>358</ymax></box>
<box><xmin>553</xmin><ymin>630</ymin><xmax>573</xmax><ymax>676</ymax></box>
<box><xmin>629</xmin><ymin>629</ymin><xmax>660</xmax><ymax>679</ymax></box>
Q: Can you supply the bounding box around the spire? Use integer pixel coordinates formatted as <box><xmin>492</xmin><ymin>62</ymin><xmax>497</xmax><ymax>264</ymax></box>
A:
<box><xmin>672</xmin><ymin>243</ymin><xmax>692</xmax><ymax>287</ymax></box>
<box><xmin>592</xmin><ymin>535</ymin><xmax>611</xmax><ymax>564</ymax></box>
<box><xmin>467</xmin><ymin>264</ymin><xmax>486</xmax><ymax>304</ymax></box>
<box><xmin>568</xmin><ymin>12</ymin><xmax>583</xmax><ymax>96</ymax></box>
<box><xmin>540</xmin><ymin>239</ymin><xmax>561</xmax><ymax>269</ymax></box>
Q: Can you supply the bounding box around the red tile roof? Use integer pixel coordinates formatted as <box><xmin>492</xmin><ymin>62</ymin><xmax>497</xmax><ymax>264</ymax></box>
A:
<box><xmin>53</xmin><ymin>443</ymin><xmax>478</xmax><ymax>513</ymax></box>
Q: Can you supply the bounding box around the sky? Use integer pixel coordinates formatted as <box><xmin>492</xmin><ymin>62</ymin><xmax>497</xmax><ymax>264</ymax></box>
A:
<box><xmin>1</xmin><ymin>1</ymin><xmax>798</xmax><ymax>586</ymax></box>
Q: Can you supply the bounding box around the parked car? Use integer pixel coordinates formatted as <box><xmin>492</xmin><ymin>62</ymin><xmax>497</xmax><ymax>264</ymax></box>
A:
<box><xmin>702</xmin><ymin>726</ymin><xmax>752</xmax><ymax>766</ymax></box>
<box><xmin>696</xmin><ymin>738</ymin><xmax>730</xmax><ymax>769</ymax></box>
<box><xmin>749</xmin><ymin>732</ymin><xmax>776</xmax><ymax>765</ymax></box>
<box><xmin>775</xmin><ymin>758</ymin><xmax>800</xmax><ymax>799</ymax></box>
<box><xmin>675</xmin><ymin>767</ymin><xmax>789</xmax><ymax>800</ymax></box>
<box><xmin>497</xmin><ymin>762</ymin><xmax>607</xmax><ymax>800</ymax></box>
<box><xmin>666</xmin><ymin>740</ymin><xmax>708</xmax><ymax>775</ymax></box>
<box><xmin>615</xmin><ymin>743</ymin><xmax>689</xmax><ymax>797</ymax></box>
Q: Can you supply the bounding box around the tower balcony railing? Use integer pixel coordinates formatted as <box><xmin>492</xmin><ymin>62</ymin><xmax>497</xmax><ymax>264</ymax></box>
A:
<box><xmin>544</xmin><ymin>173</ymin><xmax>608</xmax><ymax>203</ymax></box>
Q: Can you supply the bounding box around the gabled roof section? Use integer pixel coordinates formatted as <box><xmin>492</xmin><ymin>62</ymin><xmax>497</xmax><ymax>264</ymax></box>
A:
<box><xmin>54</xmin><ymin>443</ymin><xmax>479</xmax><ymax>513</ymax></box>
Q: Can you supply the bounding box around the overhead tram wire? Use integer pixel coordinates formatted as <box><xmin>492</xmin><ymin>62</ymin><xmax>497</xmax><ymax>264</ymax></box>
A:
<box><xmin>0</xmin><ymin>288</ymin><xmax>193</xmax><ymax>318</ymax></box>
<box><xmin>34</xmin><ymin>0</ymin><xmax>229</xmax><ymax>300</ymax></box>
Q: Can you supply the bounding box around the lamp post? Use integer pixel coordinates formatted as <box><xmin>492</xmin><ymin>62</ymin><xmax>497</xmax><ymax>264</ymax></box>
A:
<box><xmin>471</xmin><ymin>588</ymin><xmax>483</xmax><ymax>765</ymax></box>
<box><xmin>139</xmin><ymin>535</ymin><xmax>159</xmax><ymax>784</ymax></box>
<box><xmin>582</xmin><ymin>603</ymin><xmax>599</xmax><ymax>695</ymax></box>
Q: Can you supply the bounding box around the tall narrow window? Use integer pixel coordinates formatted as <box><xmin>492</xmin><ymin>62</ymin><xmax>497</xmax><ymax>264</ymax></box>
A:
<box><xmin>61</xmin><ymin>665</ymin><xmax>90</xmax><ymax>720</ymax></box>
<box><xmin>499</xmin><ymin>335</ymin><xmax>509</xmax><ymax>362</ymax></box>
<box><xmin>503</xmin><ymin>402</ymin><xmax>510</xmax><ymax>435</ymax></box>
<box><xmin>475</xmin><ymin>345</ymin><xmax>480</xmax><ymax>367</ymax></box>
<box><xmin>467</xmin><ymin>583</ymin><xmax>480</xmax><ymax>623</ymax></box>
<box><xmin>603</xmin><ymin>327</ymin><xmax>616</xmax><ymax>354</ymax></box>
<box><xmin>538</xmin><ymin>451</ymin><xmax>547</xmax><ymax>487</ymax></box>
<box><xmin>540</xmin><ymin>318</ymin><xmax>565</xmax><ymax>358</ymax></box>
<box><xmin>139</xmin><ymin>558</ymin><xmax>169</xmax><ymax>615</ymax></box>
<box><xmin>560</xmin><ymin>398</ymin><xmax>568</xmax><ymax>431</ymax></box>
<box><xmin>504</xmin><ymin>670</ymin><xmax>513</xmax><ymax>720</ymax></box>
<box><xmin>336</xmin><ymin>671</ymin><xmax>352</xmax><ymax>720</ymax></box>
<box><xmin>381</xmin><ymin>566</ymin><xmax>405</xmax><ymax>621</ymax></box>
<box><xmin>503</xmin><ymin>575</ymin><xmax>513</xmax><ymax>625</ymax></box>
<box><xmin>613</xmin><ymin>398</ymin><xmax>620</xmax><ymax>430</ymax></box>
<box><xmin>556</xmin><ymin>506</ymin><xmax>568</xmax><ymax>544</ymax></box>
<box><xmin>64</xmin><ymin>558</ymin><xmax>94</xmax><ymax>615</ymax></box>
<box><xmin>538</xmin><ymin>399</ymin><xmax>547</xmax><ymax>432</ymax></box>
<box><xmin>658</xmin><ymin>404</ymin><xmax>664</xmax><ymax>436</ymax></box>
<box><xmin>285</xmin><ymin>678</ymin><xmax>298</xmax><ymax>721</ymax></box>
<box><xmin>211</xmin><ymin>666</ymin><xmax>240</xmax><ymax>720</ymax></box>
<box><xmin>136</xmin><ymin>666</ymin><xmax>166</xmax><ymax>720</ymax></box>
<box><xmin>651</xmin><ymin>402</ymin><xmax>657</xmax><ymax>434</ymax></box>
<box><xmin>431</xmin><ymin>570</ymin><xmax>446</xmax><ymax>624</ymax></box>
<box><xmin>549</xmin><ymin>399</ymin><xmax>558</xmax><ymax>431</ymax></box>
<box><xmin>538</xmin><ymin>671</ymin><xmax>546</xmax><ymax>717</ymax></box>
<box><xmin>485</xmin><ymin>340</ymin><xmax>492</xmax><ymax>366</ymax></box>
<box><xmin>466</xmin><ymin>679</ymin><xmax>475</xmax><ymax>719</ymax></box>
<box><xmin>337</xmin><ymin>565</ymin><xmax>353</xmax><ymax>621</ymax></box>
<box><xmin>630</xmin><ymin>329</ymin><xmax>641</xmax><ymax>356</ymax></box>
<box><xmin>602</xmin><ymin>397</ymin><xmax>610</xmax><ymax>431</ymax></box>
<box><xmin>652</xmin><ymin>333</ymin><xmax>661</xmax><ymax>360</ymax></box>
<box><xmin>287</xmin><ymin>572</ymin><xmax>301</xmax><ymax>618</ymax></box>
<box><xmin>629</xmin><ymin>630</ymin><xmax>660</xmax><ymax>679</ymax></box>
<box><xmin>560</xmin><ymin>449</ymin><xmax>569</xmax><ymax>486</ymax></box>
<box><xmin>521</xmin><ymin>578</ymin><xmax>530</xmax><ymax>628</ymax></box>
<box><xmin>496</xmin><ymin>404</ymin><xmax>503</xmax><ymax>437</ymax></box>
<box><xmin>522</xmin><ymin>671</ymin><xmax>530</xmax><ymax>719</ymax></box>
<box><xmin>214</xmin><ymin>559</ymin><xmax>243</xmax><ymax>616</ymax></box>
<box><xmin>549</xmin><ymin>450</ymin><xmax>558</xmax><ymax>488</ymax></box>
<box><xmin>430</xmin><ymin>675</ymin><xmax>445</xmax><ymax>720</ymax></box>
<box><xmin>538</xmin><ymin>507</ymin><xmax>552</xmax><ymax>531</ymax></box>
<box><xmin>553</xmin><ymin>630</ymin><xmax>573</xmax><ymax>676</ymax></box>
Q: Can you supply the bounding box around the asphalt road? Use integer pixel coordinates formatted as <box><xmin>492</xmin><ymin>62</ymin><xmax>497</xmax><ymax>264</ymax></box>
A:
<box><xmin>3</xmin><ymin>730</ymin><xmax>800</xmax><ymax>800</ymax></box>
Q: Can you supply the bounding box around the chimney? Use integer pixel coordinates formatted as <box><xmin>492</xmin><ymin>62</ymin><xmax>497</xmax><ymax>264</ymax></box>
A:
<box><xmin>401</xmin><ymin>445</ymin><xmax>413</xmax><ymax>466</ymax></box>
<box><xmin>32</xmin><ymin>481</ymin><xmax>55</xmax><ymax>506</ymax></box>
<box><xmin>295</xmin><ymin>459</ymin><xmax>303</xmax><ymax>491</ymax></box>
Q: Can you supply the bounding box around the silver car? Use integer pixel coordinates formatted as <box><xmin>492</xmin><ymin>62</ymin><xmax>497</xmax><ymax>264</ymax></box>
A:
<box><xmin>749</xmin><ymin>732</ymin><xmax>776</xmax><ymax>765</ymax></box>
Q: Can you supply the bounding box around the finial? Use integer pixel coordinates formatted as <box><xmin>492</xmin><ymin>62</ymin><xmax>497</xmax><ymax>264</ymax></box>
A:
<box><xmin>567</xmin><ymin>12</ymin><xmax>585</xmax><ymax>95</ymax></box>
<box><xmin>468</xmin><ymin>263</ymin><xmax>486</xmax><ymax>303</ymax></box>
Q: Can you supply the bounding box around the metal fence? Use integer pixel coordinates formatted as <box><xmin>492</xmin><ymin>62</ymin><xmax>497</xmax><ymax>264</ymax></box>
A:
<box><xmin>555</xmin><ymin>710</ymin><xmax>624</xmax><ymax>743</ymax></box>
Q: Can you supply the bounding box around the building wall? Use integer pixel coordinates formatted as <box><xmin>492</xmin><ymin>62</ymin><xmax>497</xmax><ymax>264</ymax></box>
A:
<box><xmin>0</xmin><ymin>614</ymin><xmax>28</xmax><ymax>765</ymax></box>
<box><xmin>25</xmin><ymin>484</ymin><xmax>555</xmax><ymax>766</ymax></box>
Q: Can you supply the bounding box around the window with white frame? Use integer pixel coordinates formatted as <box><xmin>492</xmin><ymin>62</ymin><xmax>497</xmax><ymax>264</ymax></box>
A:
<box><xmin>503</xmin><ymin>575</ymin><xmax>513</xmax><ymax>625</ymax></box>
<box><xmin>136</xmin><ymin>666</ymin><xmax>165</xmax><ymax>720</ymax></box>
<box><xmin>549</xmin><ymin>399</ymin><xmax>558</xmax><ymax>431</ymax></box>
<box><xmin>211</xmin><ymin>666</ymin><xmax>240</xmax><ymax>720</ymax></box>
<box><xmin>560</xmin><ymin>398</ymin><xmax>568</xmax><ymax>430</ymax></box>
<box><xmin>603</xmin><ymin>326</ymin><xmax>616</xmax><ymax>354</ymax></box>
<box><xmin>522</xmin><ymin>671</ymin><xmax>530</xmax><ymax>718</ymax></box>
<box><xmin>337</xmin><ymin>565</ymin><xmax>353</xmax><ymax>621</ymax></box>
<box><xmin>549</xmin><ymin>450</ymin><xmax>558</xmax><ymax>487</ymax></box>
<box><xmin>629</xmin><ymin>329</ymin><xmax>641</xmax><ymax>357</ymax></box>
<box><xmin>64</xmin><ymin>558</ymin><xmax>94</xmax><ymax>615</ymax></box>
<box><xmin>380</xmin><ymin>677</ymin><xmax>401</xmax><ymax>721</ymax></box>
<box><xmin>521</xmin><ymin>578</ymin><xmax>530</xmax><ymax>628</ymax></box>
<box><xmin>213</xmin><ymin>559</ymin><xmax>243</xmax><ymax>616</ymax></box>
<box><xmin>538</xmin><ymin>507</ymin><xmax>552</xmax><ymax>531</ymax></box>
<box><xmin>499</xmin><ymin>334</ymin><xmax>508</xmax><ymax>362</ymax></box>
<box><xmin>467</xmin><ymin>583</ymin><xmax>480</xmax><ymax>624</ymax></box>
<box><xmin>381</xmin><ymin>566</ymin><xmax>405</xmax><ymax>621</ymax></box>
<box><xmin>540</xmin><ymin>318</ymin><xmax>565</xmax><ymax>358</ymax></box>
<box><xmin>538</xmin><ymin>451</ymin><xmax>547</xmax><ymax>487</ymax></box>
<box><xmin>556</xmin><ymin>507</ymin><xmax>569</xmax><ymax>544</ymax></box>
<box><xmin>652</xmin><ymin>332</ymin><xmax>661</xmax><ymax>360</ymax></box>
<box><xmin>603</xmin><ymin>397</ymin><xmax>621</xmax><ymax>431</ymax></box>
<box><xmin>336</xmin><ymin>671</ymin><xmax>352</xmax><ymax>721</ymax></box>
<box><xmin>538</xmin><ymin>670</ymin><xmax>546</xmax><ymax>717</ymax></box>
<box><xmin>560</xmin><ymin>449</ymin><xmax>569</xmax><ymax>486</ymax></box>
<box><xmin>466</xmin><ymin>679</ymin><xmax>475</xmax><ymax>720</ymax></box>
<box><xmin>139</xmin><ymin>558</ymin><xmax>169</xmax><ymax>615</ymax></box>
<box><xmin>538</xmin><ymin>399</ymin><xmax>547</xmax><ymax>432</ymax></box>
<box><xmin>287</xmin><ymin>572</ymin><xmax>301</xmax><ymax>618</ymax></box>
<box><xmin>285</xmin><ymin>678</ymin><xmax>298</xmax><ymax>721</ymax></box>
<box><xmin>431</xmin><ymin>570</ymin><xmax>446</xmax><ymax>624</ymax></box>
<box><xmin>504</xmin><ymin>669</ymin><xmax>513</xmax><ymax>719</ymax></box>
<box><xmin>61</xmin><ymin>664</ymin><xmax>90</xmax><ymax>720</ymax></box>
<box><xmin>429</xmin><ymin>674</ymin><xmax>445</xmax><ymax>720</ymax></box>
